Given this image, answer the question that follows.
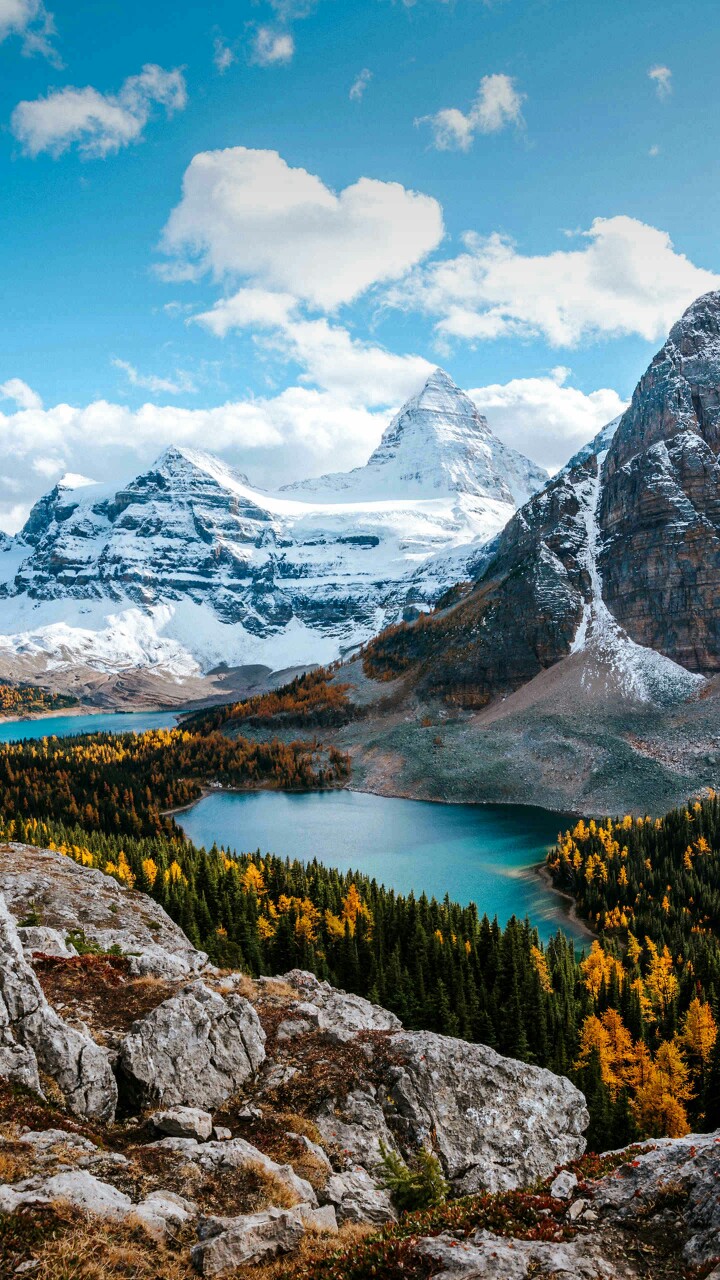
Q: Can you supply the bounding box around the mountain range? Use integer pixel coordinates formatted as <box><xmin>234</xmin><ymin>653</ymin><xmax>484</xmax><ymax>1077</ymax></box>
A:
<box><xmin>0</xmin><ymin>369</ymin><xmax>546</xmax><ymax>703</ymax></box>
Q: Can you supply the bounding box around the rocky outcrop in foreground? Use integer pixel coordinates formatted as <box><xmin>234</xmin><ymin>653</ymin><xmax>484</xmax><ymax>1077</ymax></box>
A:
<box><xmin>0</xmin><ymin>842</ymin><xmax>206</xmax><ymax>979</ymax></box>
<box><xmin>0</xmin><ymin>894</ymin><xmax>117</xmax><ymax>1121</ymax></box>
<box><xmin>1</xmin><ymin>844</ymin><xmax>718</xmax><ymax>1278</ymax></box>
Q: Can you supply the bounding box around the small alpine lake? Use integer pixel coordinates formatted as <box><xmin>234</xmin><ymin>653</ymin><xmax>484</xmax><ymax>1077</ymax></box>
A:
<box><xmin>0</xmin><ymin>710</ymin><xmax>179</xmax><ymax>743</ymax></box>
<box><xmin>176</xmin><ymin>788</ymin><xmax>587</xmax><ymax>946</ymax></box>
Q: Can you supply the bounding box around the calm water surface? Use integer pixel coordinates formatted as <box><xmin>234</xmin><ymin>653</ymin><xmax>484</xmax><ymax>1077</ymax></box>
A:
<box><xmin>177</xmin><ymin>789</ymin><xmax>582</xmax><ymax>945</ymax></box>
<box><xmin>0</xmin><ymin>710</ymin><xmax>179</xmax><ymax>743</ymax></box>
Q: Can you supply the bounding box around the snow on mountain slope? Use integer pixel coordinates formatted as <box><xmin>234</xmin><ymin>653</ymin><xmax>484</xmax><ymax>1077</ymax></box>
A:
<box><xmin>0</xmin><ymin>370</ymin><xmax>548</xmax><ymax>679</ymax></box>
<box><xmin>568</xmin><ymin>453</ymin><xmax>704</xmax><ymax>703</ymax></box>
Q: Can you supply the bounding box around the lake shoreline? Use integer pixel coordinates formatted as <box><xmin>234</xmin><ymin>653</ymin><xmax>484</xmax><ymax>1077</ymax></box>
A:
<box><xmin>534</xmin><ymin>861</ymin><xmax>595</xmax><ymax>943</ymax></box>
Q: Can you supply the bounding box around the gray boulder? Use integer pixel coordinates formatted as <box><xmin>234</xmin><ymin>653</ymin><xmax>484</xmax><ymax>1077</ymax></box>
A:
<box><xmin>151</xmin><ymin>1106</ymin><xmax>214</xmax><ymax>1141</ymax></box>
<box><xmin>275</xmin><ymin>970</ymin><xmax>401</xmax><ymax>1042</ymax></box>
<box><xmin>416</xmin><ymin>1230</ymin><xmax>620</xmax><ymax>1278</ymax></box>
<box><xmin>550</xmin><ymin>1168</ymin><xmax>579</xmax><ymax>1199</ymax></box>
<box><xmin>118</xmin><ymin>981</ymin><xmax>265</xmax><ymax>1109</ymax></box>
<box><xmin>591</xmin><ymin>1131</ymin><xmax>720</xmax><ymax>1269</ymax></box>
<box><xmin>314</xmin><ymin>1087</ymin><xmax>399</xmax><ymax>1170</ymax></box>
<box><xmin>0</xmin><ymin>843</ymin><xmax>207</xmax><ymax>978</ymax></box>
<box><xmin>0</xmin><ymin>1169</ymin><xmax>132</xmax><ymax>1219</ymax></box>
<box><xmin>0</xmin><ymin>892</ymin><xmax>117</xmax><ymax>1121</ymax></box>
<box><xmin>386</xmin><ymin>1029</ymin><xmax>587</xmax><ymax>1193</ymax></box>
<box><xmin>150</xmin><ymin>1134</ymin><xmax>317</xmax><ymax>1206</ymax></box>
<box><xmin>17</xmin><ymin>926</ymin><xmax>78</xmax><ymax>958</ymax></box>
<box><xmin>0</xmin><ymin>1169</ymin><xmax>195</xmax><ymax>1240</ymax></box>
<box><xmin>324</xmin><ymin>1167</ymin><xmax>396</xmax><ymax>1225</ymax></box>
<box><xmin>191</xmin><ymin>1204</ymin><xmax>334</xmax><ymax>1275</ymax></box>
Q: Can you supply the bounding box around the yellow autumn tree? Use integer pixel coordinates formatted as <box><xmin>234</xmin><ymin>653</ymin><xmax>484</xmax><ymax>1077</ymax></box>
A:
<box><xmin>530</xmin><ymin>945</ymin><xmax>553</xmax><ymax>994</ymax></box>
<box><xmin>241</xmin><ymin>862</ymin><xmax>266</xmax><ymax>896</ymax></box>
<box><xmin>644</xmin><ymin>938</ymin><xmax>679</xmax><ymax>1016</ymax></box>
<box><xmin>574</xmin><ymin>1009</ymin><xmax>635</xmax><ymax>1097</ymax></box>
<box><xmin>580</xmin><ymin>940</ymin><xmax>623</xmax><ymax>999</ymax></box>
<box><xmin>631</xmin><ymin>1039</ymin><xmax>693</xmax><ymax>1138</ymax></box>
<box><xmin>680</xmin><ymin>998</ymin><xmax>718</xmax><ymax>1068</ymax></box>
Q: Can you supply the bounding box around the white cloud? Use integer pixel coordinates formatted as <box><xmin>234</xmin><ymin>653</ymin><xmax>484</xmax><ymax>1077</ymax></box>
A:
<box><xmin>112</xmin><ymin>358</ymin><xmax>197</xmax><ymax>396</ymax></box>
<box><xmin>350</xmin><ymin>68</ymin><xmax>372</xmax><ymax>101</ymax></box>
<box><xmin>417</xmin><ymin>73</ymin><xmax>525</xmax><ymax>150</ymax></box>
<box><xmin>160</xmin><ymin>146</ymin><xmax>444</xmax><ymax>309</ymax></box>
<box><xmin>0</xmin><ymin>377</ymin><xmax>43</xmax><ymax>410</ymax></box>
<box><xmin>250</xmin><ymin>26</ymin><xmax>294</xmax><ymax>65</ymax></box>
<box><xmin>0</xmin><ymin>360</ymin><xmax>632</xmax><ymax>533</ymax></box>
<box><xmin>12</xmin><ymin>63</ymin><xmax>187</xmax><ymax>158</ymax></box>
<box><xmin>0</xmin><ymin>0</ymin><xmax>56</xmax><ymax>59</ymax></box>
<box><xmin>32</xmin><ymin>455</ymin><xmax>64</xmax><ymax>477</ymax></box>
<box><xmin>194</xmin><ymin>293</ymin><xmax>434</xmax><ymax>407</ymax></box>
<box><xmin>649</xmin><ymin>144</ymin><xmax>660</xmax><ymax>157</ymax></box>
<box><xmin>213</xmin><ymin>35</ymin><xmax>235</xmax><ymax>73</ymax></box>
<box><xmin>648</xmin><ymin>64</ymin><xmax>672</xmax><ymax>99</ymax></box>
<box><xmin>195</xmin><ymin>288</ymin><xmax>299</xmax><ymax>335</ymax></box>
<box><xmin>469</xmin><ymin>369</ymin><xmax>627</xmax><ymax>474</ymax></box>
<box><xmin>391</xmin><ymin>215</ymin><xmax>720</xmax><ymax>346</ymax></box>
<box><xmin>262</xmin><ymin>319</ymin><xmax>433</xmax><ymax>406</ymax></box>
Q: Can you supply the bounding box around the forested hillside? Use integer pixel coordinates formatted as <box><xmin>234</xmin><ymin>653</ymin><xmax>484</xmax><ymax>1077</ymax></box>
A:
<box><xmin>0</xmin><ymin>683</ymin><xmax>76</xmax><ymax>716</ymax></box>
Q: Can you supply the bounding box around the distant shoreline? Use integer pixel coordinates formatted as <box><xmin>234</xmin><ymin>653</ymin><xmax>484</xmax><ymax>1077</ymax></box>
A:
<box><xmin>0</xmin><ymin>704</ymin><xmax>171</xmax><ymax>725</ymax></box>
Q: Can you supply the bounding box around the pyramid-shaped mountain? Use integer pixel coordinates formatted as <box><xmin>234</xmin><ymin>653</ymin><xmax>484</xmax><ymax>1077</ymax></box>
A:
<box><xmin>283</xmin><ymin>368</ymin><xmax>547</xmax><ymax>507</ymax></box>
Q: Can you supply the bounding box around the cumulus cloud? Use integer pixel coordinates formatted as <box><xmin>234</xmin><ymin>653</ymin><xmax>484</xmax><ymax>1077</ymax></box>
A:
<box><xmin>160</xmin><ymin>146</ymin><xmax>444</xmax><ymax>309</ymax></box>
<box><xmin>0</xmin><ymin>377</ymin><xmax>43</xmax><ymax>410</ymax></box>
<box><xmin>391</xmin><ymin>215</ymin><xmax>720</xmax><ymax>346</ymax></box>
<box><xmin>417</xmin><ymin>73</ymin><xmax>525</xmax><ymax>150</ymax></box>
<box><xmin>261</xmin><ymin>319</ymin><xmax>433</xmax><ymax>407</ymax></box>
<box><xmin>12</xmin><ymin>63</ymin><xmax>187</xmax><ymax>158</ymax></box>
<box><xmin>350</xmin><ymin>68</ymin><xmax>372</xmax><ymax>101</ymax></box>
<box><xmin>648</xmin><ymin>64</ymin><xmax>672</xmax><ymax>99</ymax></box>
<box><xmin>194</xmin><ymin>294</ymin><xmax>433</xmax><ymax>406</ymax></box>
<box><xmin>213</xmin><ymin>35</ymin><xmax>235</xmax><ymax>73</ymax></box>
<box><xmin>0</xmin><ymin>0</ymin><xmax>56</xmax><ymax>59</ymax></box>
<box><xmin>194</xmin><ymin>288</ymin><xmax>299</xmax><ymax>334</ymax></box>
<box><xmin>111</xmin><ymin>359</ymin><xmax>197</xmax><ymax>396</ymax></box>
<box><xmin>250</xmin><ymin>26</ymin><xmax>294</xmax><ymax>65</ymax></box>
<box><xmin>469</xmin><ymin>368</ymin><xmax>627</xmax><ymax>474</ymax></box>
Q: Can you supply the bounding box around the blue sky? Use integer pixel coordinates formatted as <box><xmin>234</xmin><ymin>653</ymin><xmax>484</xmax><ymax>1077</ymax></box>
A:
<box><xmin>1</xmin><ymin>0</ymin><xmax>719</xmax><ymax>529</ymax></box>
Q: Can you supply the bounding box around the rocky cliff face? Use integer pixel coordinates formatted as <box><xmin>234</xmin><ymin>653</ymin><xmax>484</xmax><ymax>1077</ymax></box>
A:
<box><xmin>365</xmin><ymin>292</ymin><xmax>720</xmax><ymax>706</ymax></box>
<box><xmin>599</xmin><ymin>293</ymin><xmax>720</xmax><ymax>670</ymax></box>
<box><xmin>0</xmin><ymin>371</ymin><xmax>546</xmax><ymax>684</ymax></box>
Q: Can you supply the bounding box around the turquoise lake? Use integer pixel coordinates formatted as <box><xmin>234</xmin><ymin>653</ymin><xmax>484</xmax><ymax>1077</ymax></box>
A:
<box><xmin>176</xmin><ymin>789</ymin><xmax>585</xmax><ymax>946</ymax></box>
<box><xmin>0</xmin><ymin>710</ymin><xmax>179</xmax><ymax>743</ymax></box>
<box><xmin>0</xmin><ymin>712</ymin><xmax>585</xmax><ymax>945</ymax></box>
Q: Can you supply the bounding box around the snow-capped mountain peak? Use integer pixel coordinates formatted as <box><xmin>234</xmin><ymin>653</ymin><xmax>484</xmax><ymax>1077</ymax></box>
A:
<box><xmin>283</xmin><ymin>367</ymin><xmax>547</xmax><ymax>506</ymax></box>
